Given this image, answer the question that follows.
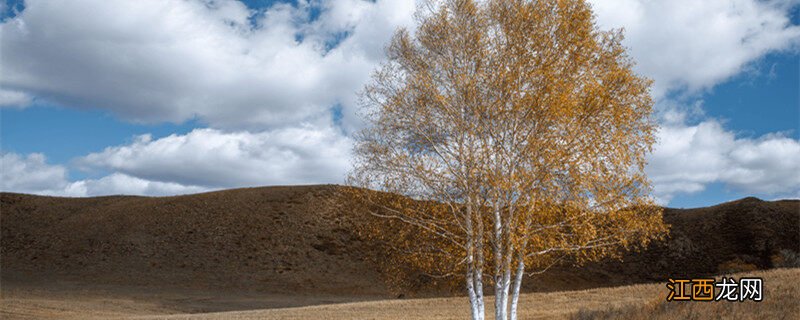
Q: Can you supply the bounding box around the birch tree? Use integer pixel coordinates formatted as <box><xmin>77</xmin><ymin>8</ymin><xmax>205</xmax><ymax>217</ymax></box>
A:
<box><xmin>348</xmin><ymin>1</ymin><xmax>667</xmax><ymax>319</ymax></box>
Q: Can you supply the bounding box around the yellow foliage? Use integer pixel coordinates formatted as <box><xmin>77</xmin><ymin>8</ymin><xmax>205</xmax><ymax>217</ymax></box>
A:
<box><xmin>348</xmin><ymin>0</ymin><xmax>668</xmax><ymax>318</ymax></box>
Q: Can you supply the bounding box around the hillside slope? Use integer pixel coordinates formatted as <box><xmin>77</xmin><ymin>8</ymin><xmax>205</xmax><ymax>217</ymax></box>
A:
<box><xmin>1</xmin><ymin>185</ymin><xmax>387</xmax><ymax>296</ymax></box>
<box><xmin>2</xmin><ymin>185</ymin><xmax>798</xmax><ymax>296</ymax></box>
<box><xmin>556</xmin><ymin>197</ymin><xmax>800</xmax><ymax>289</ymax></box>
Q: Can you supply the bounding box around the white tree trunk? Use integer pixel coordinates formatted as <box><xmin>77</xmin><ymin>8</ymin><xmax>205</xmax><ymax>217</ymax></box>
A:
<box><xmin>494</xmin><ymin>273</ymin><xmax>507</xmax><ymax>320</ymax></box>
<box><xmin>467</xmin><ymin>265</ymin><xmax>483</xmax><ymax>320</ymax></box>
<box><xmin>474</xmin><ymin>240</ymin><xmax>486</xmax><ymax>319</ymax></box>
<box><xmin>493</xmin><ymin>202</ymin><xmax>507</xmax><ymax>320</ymax></box>
<box><xmin>474</xmin><ymin>269</ymin><xmax>485</xmax><ymax>320</ymax></box>
<box><xmin>494</xmin><ymin>284</ymin><xmax>506</xmax><ymax>320</ymax></box>
<box><xmin>494</xmin><ymin>273</ymin><xmax>511</xmax><ymax>320</ymax></box>
<box><xmin>466</xmin><ymin>199</ymin><xmax>485</xmax><ymax>320</ymax></box>
<box><xmin>501</xmin><ymin>261</ymin><xmax>512</xmax><ymax>319</ymax></box>
<box><xmin>509</xmin><ymin>259</ymin><xmax>525</xmax><ymax>320</ymax></box>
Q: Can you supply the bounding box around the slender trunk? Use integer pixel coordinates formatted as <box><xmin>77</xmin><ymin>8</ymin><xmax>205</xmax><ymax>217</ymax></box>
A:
<box><xmin>467</xmin><ymin>199</ymin><xmax>485</xmax><ymax>320</ymax></box>
<box><xmin>474</xmin><ymin>261</ymin><xmax>485</xmax><ymax>320</ymax></box>
<box><xmin>509</xmin><ymin>259</ymin><xmax>525</xmax><ymax>320</ymax></box>
<box><xmin>493</xmin><ymin>199</ymin><xmax>507</xmax><ymax>320</ymax></box>
<box><xmin>500</xmin><ymin>245</ymin><xmax>513</xmax><ymax>318</ymax></box>
<box><xmin>467</xmin><ymin>260</ymin><xmax>481</xmax><ymax>320</ymax></box>
<box><xmin>508</xmin><ymin>200</ymin><xmax>535</xmax><ymax>320</ymax></box>
<box><xmin>494</xmin><ymin>269</ymin><xmax>506</xmax><ymax>318</ymax></box>
<box><xmin>496</xmin><ymin>240</ymin><xmax>514</xmax><ymax>320</ymax></box>
<box><xmin>495</xmin><ymin>267</ymin><xmax>511</xmax><ymax>320</ymax></box>
<box><xmin>474</xmin><ymin>213</ymin><xmax>486</xmax><ymax>319</ymax></box>
<box><xmin>501</xmin><ymin>201</ymin><xmax>516</xmax><ymax>318</ymax></box>
<box><xmin>494</xmin><ymin>283</ymin><xmax>506</xmax><ymax>320</ymax></box>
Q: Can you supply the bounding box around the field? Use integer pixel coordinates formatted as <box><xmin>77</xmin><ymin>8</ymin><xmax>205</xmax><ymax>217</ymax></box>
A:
<box><xmin>2</xmin><ymin>268</ymin><xmax>797</xmax><ymax>319</ymax></box>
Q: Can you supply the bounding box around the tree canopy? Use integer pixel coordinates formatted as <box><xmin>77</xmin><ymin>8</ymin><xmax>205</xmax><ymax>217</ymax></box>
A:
<box><xmin>348</xmin><ymin>1</ymin><xmax>667</xmax><ymax>319</ymax></box>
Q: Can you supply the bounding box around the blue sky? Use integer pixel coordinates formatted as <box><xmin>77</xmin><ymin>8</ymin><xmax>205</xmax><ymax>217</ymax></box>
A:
<box><xmin>702</xmin><ymin>52</ymin><xmax>798</xmax><ymax>138</ymax></box>
<box><xmin>1</xmin><ymin>0</ymin><xmax>799</xmax><ymax>208</ymax></box>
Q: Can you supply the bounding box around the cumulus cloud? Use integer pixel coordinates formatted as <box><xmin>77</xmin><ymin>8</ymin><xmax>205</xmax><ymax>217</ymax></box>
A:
<box><xmin>0</xmin><ymin>152</ymin><xmax>208</xmax><ymax>197</ymax></box>
<box><xmin>0</xmin><ymin>89</ymin><xmax>33</xmax><ymax>107</ymax></box>
<box><xmin>76</xmin><ymin>125</ymin><xmax>353</xmax><ymax>189</ymax></box>
<box><xmin>65</xmin><ymin>173</ymin><xmax>208</xmax><ymax>197</ymax></box>
<box><xmin>0</xmin><ymin>0</ymin><xmax>398</xmax><ymax>197</ymax></box>
<box><xmin>0</xmin><ymin>0</ymin><xmax>416</xmax><ymax>129</ymax></box>
<box><xmin>1</xmin><ymin>123</ymin><xmax>352</xmax><ymax>197</ymax></box>
<box><xmin>590</xmin><ymin>0</ymin><xmax>800</xmax><ymax>98</ymax></box>
<box><xmin>1</xmin><ymin>152</ymin><xmax>70</xmax><ymax>195</ymax></box>
<box><xmin>647</xmin><ymin>120</ymin><xmax>800</xmax><ymax>204</ymax></box>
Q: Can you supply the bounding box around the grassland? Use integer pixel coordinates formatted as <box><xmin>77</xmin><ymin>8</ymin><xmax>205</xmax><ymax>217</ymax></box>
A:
<box><xmin>2</xmin><ymin>268</ymin><xmax>797</xmax><ymax>319</ymax></box>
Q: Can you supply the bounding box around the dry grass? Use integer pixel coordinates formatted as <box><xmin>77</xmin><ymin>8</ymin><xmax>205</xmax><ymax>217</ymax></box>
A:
<box><xmin>2</xmin><ymin>268</ymin><xmax>796</xmax><ymax>320</ymax></box>
<box><xmin>570</xmin><ymin>268</ymin><xmax>800</xmax><ymax>320</ymax></box>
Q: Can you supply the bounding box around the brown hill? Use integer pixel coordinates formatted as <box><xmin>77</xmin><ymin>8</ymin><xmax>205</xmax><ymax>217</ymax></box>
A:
<box><xmin>2</xmin><ymin>185</ymin><xmax>798</xmax><ymax>297</ymax></box>
<box><xmin>1</xmin><ymin>185</ymin><xmax>387</xmax><ymax>297</ymax></box>
<box><xmin>543</xmin><ymin>196</ymin><xmax>800</xmax><ymax>290</ymax></box>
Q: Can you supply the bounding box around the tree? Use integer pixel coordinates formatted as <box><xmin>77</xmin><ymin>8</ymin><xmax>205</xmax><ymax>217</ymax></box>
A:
<box><xmin>347</xmin><ymin>1</ymin><xmax>667</xmax><ymax>319</ymax></box>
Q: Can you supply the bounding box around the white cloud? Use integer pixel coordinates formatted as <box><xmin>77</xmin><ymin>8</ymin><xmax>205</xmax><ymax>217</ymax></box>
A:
<box><xmin>77</xmin><ymin>125</ymin><xmax>353</xmax><ymax>189</ymax></box>
<box><xmin>1</xmin><ymin>152</ymin><xmax>70</xmax><ymax>194</ymax></box>
<box><xmin>721</xmin><ymin>134</ymin><xmax>800</xmax><ymax>194</ymax></box>
<box><xmin>647</xmin><ymin>119</ymin><xmax>800</xmax><ymax>204</ymax></box>
<box><xmin>0</xmin><ymin>89</ymin><xmax>32</xmax><ymax>107</ymax></box>
<box><xmin>9</xmin><ymin>0</ymin><xmax>792</xmax><ymax>118</ymax></box>
<box><xmin>0</xmin><ymin>124</ymin><xmax>352</xmax><ymax>197</ymax></box>
<box><xmin>1</xmin><ymin>123</ymin><xmax>353</xmax><ymax>197</ymax></box>
<box><xmin>588</xmin><ymin>0</ymin><xmax>800</xmax><ymax>204</ymax></box>
<box><xmin>0</xmin><ymin>0</ymin><xmax>373</xmax><ymax>197</ymax></box>
<box><xmin>65</xmin><ymin>173</ymin><xmax>208</xmax><ymax>197</ymax></box>
<box><xmin>0</xmin><ymin>0</ymin><xmax>416</xmax><ymax>129</ymax></box>
<box><xmin>0</xmin><ymin>152</ymin><xmax>208</xmax><ymax>197</ymax></box>
<box><xmin>0</xmin><ymin>125</ymin><xmax>349</xmax><ymax>197</ymax></box>
<box><xmin>590</xmin><ymin>0</ymin><xmax>800</xmax><ymax>98</ymax></box>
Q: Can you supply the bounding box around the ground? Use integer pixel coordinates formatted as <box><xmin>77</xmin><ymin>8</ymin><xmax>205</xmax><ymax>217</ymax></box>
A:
<box><xmin>2</xmin><ymin>268</ymin><xmax>797</xmax><ymax>319</ymax></box>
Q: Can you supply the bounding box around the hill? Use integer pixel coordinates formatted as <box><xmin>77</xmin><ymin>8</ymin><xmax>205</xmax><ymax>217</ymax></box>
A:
<box><xmin>543</xmin><ymin>196</ymin><xmax>800</xmax><ymax>290</ymax></box>
<box><xmin>1</xmin><ymin>185</ymin><xmax>387</xmax><ymax>297</ymax></box>
<box><xmin>2</xmin><ymin>185</ymin><xmax>798</xmax><ymax>301</ymax></box>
